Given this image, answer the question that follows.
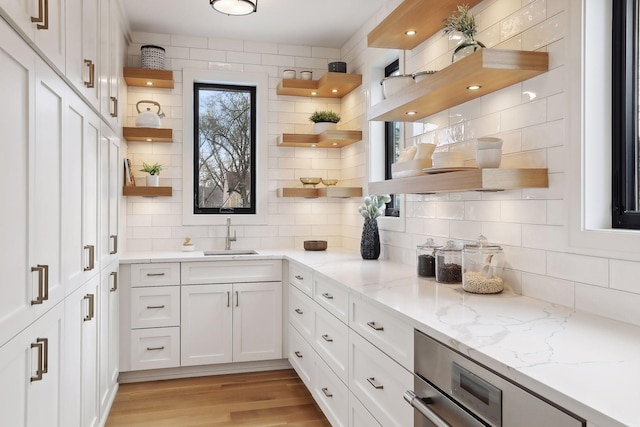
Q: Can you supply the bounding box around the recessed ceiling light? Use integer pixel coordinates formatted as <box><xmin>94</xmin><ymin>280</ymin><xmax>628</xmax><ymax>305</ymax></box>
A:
<box><xmin>311</xmin><ymin>91</ymin><xmax>317</xmax><ymax>96</ymax></box>
<box><xmin>145</xmin><ymin>138</ymin><xmax>153</xmax><ymax>142</ymax></box>
<box><xmin>311</xmin><ymin>144</ymin><xmax>317</xmax><ymax>147</ymax></box>
<box><xmin>331</xmin><ymin>89</ymin><xmax>338</xmax><ymax>93</ymax></box>
<box><xmin>405</xmin><ymin>30</ymin><xmax>416</xmax><ymax>36</ymax></box>
<box><xmin>146</xmin><ymin>81</ymin><xmax>153</xmax><ymax>86</ymax></box>
<box><xmin>467</xmin><ymin>85</ymin><xmax>481</xmax><ymax>90</ymax></box>
<box><xmin>331</xmin><ymin>142</ymin><xmax>338</xmax><ymax>146</ymax></box>
<box><xmin>406</xmin><ymin>111</ymin><xmax>417</xmax><ymax>115</ymax></box>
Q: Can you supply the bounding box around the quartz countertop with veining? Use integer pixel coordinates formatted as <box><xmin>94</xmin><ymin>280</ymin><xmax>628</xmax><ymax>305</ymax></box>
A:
<box><xmin>120</xmin><ymin>249</ymin><xmax>640</xmax><ymax>426</ymax></box>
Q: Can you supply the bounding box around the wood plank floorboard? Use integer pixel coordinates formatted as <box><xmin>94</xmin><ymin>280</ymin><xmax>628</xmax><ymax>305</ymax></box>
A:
<box><xmin>106</xmin><ymin>369</ymin><xmax>331</xmax><ymax>427</ymax></box>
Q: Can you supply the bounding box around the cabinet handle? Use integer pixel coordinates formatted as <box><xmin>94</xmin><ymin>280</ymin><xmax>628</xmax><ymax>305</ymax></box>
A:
<box><xmin>83</xmin><ymin>245</ymin><xmax>95</xmax><ymax>271</ymax></box>
<box><xmin>146</xmin><ymin>346</ymin><xmax>165</xmax><ymax>351</ymax></box>
<box><xmin>146</xmin><ymin>305</ymin><xmax>165</xmax><ymax>309</ymax></box>
<box><xmin>146</xmin><ymin>272</ymin><xmax>165</xmax><ymax>277</ymax></box>
<box><xmin>295</xmin><ymin>275</ymin><xmax>304</xmax><ymax>280</ymax></box>
<box><xmin>235</xmin><ymin>290</ymin><xmax>239</xmax><ymax>307</ymax></box>
<box><xmin>367</xmin><ymin>321</ymin><xmax>384</xmax><ymax>331</ymax></box>
<box><xmin>39</xmin><ymin>264</ymin><xmax>49</xmax><ymax>301</ymax></box>
<box><xmin>367</xmin><ymin>377</ymin><xmax>384</xmax><ymax>390</ymax></box>
<box><xmin>294</xmin><ymin>308</ymin><xmax>303</xmax><ymax>315</ymax></box>
<box><xmin>110</xmin><ymin>271</ymin><xmax>118</xmax><ymax>292</ymax></box>
<box><xmin>40</xmin><ymin>337</ymin><xmax>49</xmax><ymax>374</ymax></box>
<box><xmin>30</xmin><ymin>340</ymin><xmax>44</xmax><ymax>382</ymax></box>
<box><xmin>30</xmin><ymin>266</ymin><xmax>45</xmax><ymax>305</ymax></box>
<box><xmin>84</xmin><ymin>59</ymin><xmax>95</xmax><ymax>88</ymax></box>
<box><xmin>83</xmin><ymin>294</ymin><xmax>95</xmax><ymax>321</ymax></box>
<box><xmin>227</xmin><ymin>291</ymin><xmax>230</xmax><ymax>308</ymax></box>
<box><xmin>321</xmin><ymin>292</ymin><xmax>333</xmax><ymax>300</ymax></box>
<box><xmin>321</xmin><ymin>334</ymin><xmax>333</xmax><ymax>343</ymax></box>
<box><xmin>30</xmin><ymin>0</ymin><xmax>48</xmax><ymax>30</ymax></box>
<box><xmin>110</xmin><ymin>235</ymin><xmax>118</xmax><ymax>254</ymax></box>
<box><xmin>321</xmin><ymin>387</ymin><xmax>333</xmax><ymax>398</ymax></box>
<box><xmin>294</xmin><ymin>351</ymin><xmax>303</xmax><ymax>358</ymax></box>
<box><xmin>110</xmin><ymin>96</ymin><xmax>118</xmax><ymax>118</ymax></box>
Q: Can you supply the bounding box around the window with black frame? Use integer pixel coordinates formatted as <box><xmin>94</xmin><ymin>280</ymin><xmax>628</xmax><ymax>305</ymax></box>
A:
<box><xmin>612</xmin><ymin>0</ymin><xmax>640</xmax><ymax>228</ymax></box>
<box><xmin>385</xmin><ymin>59</ymin><xmax>401</xmax><ymax>217</ymax></box>
<box><xmin>193</xmin><ymin>83</ymin><xmax>257</xmax><ymax>215</ymax></box>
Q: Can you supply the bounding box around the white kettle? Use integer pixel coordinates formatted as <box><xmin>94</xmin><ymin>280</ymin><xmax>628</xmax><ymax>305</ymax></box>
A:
<box><xmin>135</xmin><ymin>100</ymin><xmax>165</xmax><ymax>128</ymax></box>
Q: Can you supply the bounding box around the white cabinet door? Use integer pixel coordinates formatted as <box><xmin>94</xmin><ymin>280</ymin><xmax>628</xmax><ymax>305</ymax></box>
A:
<box><xmin>99</xmin><ymin>125</ymin><xmax>120</xmax><ymax>266</ymax></box>
<box><xmin>65</xmin><ymin>0</ymin><xmax>99</xmax><ymax>108</ymax></box>
<box><xmin>0</xmin><ymin>0</ymin><xmax>66</xmax><ymax>71</ymax></box>
<box><xmin>62</xmin><ymin>94</ymin><xmax>101</xmax><ymax>293</ymax></box>
<box><xmin>61</xmin><ymin>277</ymin><xmax>100</xmax><ymax>427</ymax></box>
<box><xmin>233</xmin><ymin>281</ymin><xmax>282</xmax><ymax>362</ymax></box>
<box><xmin>181</xmin><ymin>284</ymin><xmax>233</xmax><ymax>366</ymax></box>
<box><xmin>99</xmin><ymin>262</ymin><xmax>119</xmax><ymax>420</ymax></box>
<box><xmin>0</xmin><ymin>302</ymin><xmax>64</xmax><ymax>427</ymax></box>
<box><xmin>99</xmin><ymin>0</ymin><xmax>123</xmax><ymax>127</ymax></box>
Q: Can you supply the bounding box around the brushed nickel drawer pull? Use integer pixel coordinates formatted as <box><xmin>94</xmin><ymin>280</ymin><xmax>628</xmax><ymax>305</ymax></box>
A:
<box><xmin>367</xmin><ymin>321</ymin><xmax>384</xmax><ymax>331</ymax></box>
<box><xmin>294</xmin><ymin>351</ymin><xmax>303</xmax><ymax>358</ymax></box>
<box><xmin>321</xmin><ymin>387</ymin><xmax>333</xmax><ymax>398</ymax></box>
<box><xmin>38</xmin><ymin>264</ymin><xmax>49</xmax><ymax>301</ymax></box>
<box><xmin>110</xmin><ymin>96</ymin><xmax>118</xmax><ymax>118</ymax></box>
<box><xmin>110</xmin><ymin>271</ymin><xmax>118</xmax><ymax>292</ymax></box>
<box><xmin>83</xmin><ymin>245</ymin><xmax>95</xmax><ymax>271</ymax></box>
<box><xmin>31</xmin><ymin>266</ymin><xmax>45</xmax><ymax>305</ymax></box>
<box><xmin>294</xmin><ymin>308</ymin><xmax>303</xmax><ymax>315</ymax></box>
<box><xmin>227</xmin><ymin>291</ymin><xmax>230</xmax><ymax>308</ymax></box>
<box><xmin>367</xmin><ymin>377</ymin><xmax>384</xmax><ymax>390</ymax></box>
<box><xmin>321</xmin><ymin>334</ymin><xmax>333</xmax><ymax>343</ymax></box>
<box><xmin>31</xmin><ymin>0</ymin><xmax>48</xmax><ymax>29</ymax></box>
<box><xmin>235</xmin><ymin>290</ymin><xmax>239</xmax><ymax>307</ymax></box>
<box><xmin>321</xmin><ymin>292</ymin><xmax>333</xmax><ymax>300</ymax></box>
<box><xmin>39</xmin><ymin>337</ymin><xmax>49</xmax><ymax>374</ymax></box>
<box><xmin>146</xmin><ymin>346</ymin><xmax>165</xmax><ymax>351</ymax></box>
<box><xmin>295</xmin><ymin>275</ymin><xmax>304</xmax><ymax>280</ymax></box>
<box><xmin>84</xmin><ymin>294</ymin><xmax>95</xmax><ymax>321</ymax></box>
<box><xmin>30</xmin><ymin>340</ymin><xmax>44</xmax><ymax>382</ymax></box>
<box><xmin>110</xmin><ymin>235</ymin><xmax>118</xmax><ymax>254</ymax></box>
<box><xmin>84</xmin><ymin>59</ymin><xmax>95</xmax><ymax>88</ymax></box>
<box><xmin>146</xmin><ymin>305</ymin><xmax>165</xmax><ymax>309</ymax></box>
<box><xmin>146</xmin><ymin>272</ymin><xmax>165</xmax><ymax>277</ymax></box>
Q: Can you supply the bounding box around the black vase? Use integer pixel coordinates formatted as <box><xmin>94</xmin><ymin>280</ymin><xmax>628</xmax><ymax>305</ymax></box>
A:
<box><xmin>360</xmin><ymin>218</ymin><xmax>380</xmax><ymax>260</ymax></box>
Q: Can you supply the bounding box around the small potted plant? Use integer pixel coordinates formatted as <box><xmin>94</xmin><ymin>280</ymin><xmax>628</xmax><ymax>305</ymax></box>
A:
<box><xmin>443</xmin><ymin>4</ymin><xmax>485</xmax><ymax>62</ymax></box>
<box><xmin>309</xmin><ymin>110</ymin><xmax>341</xmax><ymax>134</ymax></box>
<box><xmin>140</xmin><ymin>162</ymin><xmax>163</xmax><ymax>187</ymax></box>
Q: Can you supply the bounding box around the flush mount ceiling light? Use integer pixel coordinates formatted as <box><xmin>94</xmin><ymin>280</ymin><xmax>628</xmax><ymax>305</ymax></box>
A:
<box><xmin>405</xmin><ymin>30</ymin><xmax>416</xmax><ymax>36</ymax></box>
<box><xmin>467</xmin><ymin>85</ymin><xmax>481</xmax><ymax>90</ymax></box>
<box><xmin>210</xmin><ymin>0</ymin><xmax>257</xmax><ymax>16</ymax></box>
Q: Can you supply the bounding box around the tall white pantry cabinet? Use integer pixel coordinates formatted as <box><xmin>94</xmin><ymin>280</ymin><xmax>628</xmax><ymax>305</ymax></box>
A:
<box><xmin>0</xmin><ymin>1</ymin><xmax>126</xmax><ymax>425</ymax></box>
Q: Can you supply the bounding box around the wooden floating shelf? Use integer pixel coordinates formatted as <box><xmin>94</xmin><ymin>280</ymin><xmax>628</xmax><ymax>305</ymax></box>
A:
<box><xmin>278</xmin><ymin>187</ymin><xmax>363</xmax><ymax>198</ymax></box>
<box><xmin>277</xmin><ymin>130</ymin><xmax>362</xmax><ymax>148</ymax></box>
<box><xmin>368</xmin><ymin>49</ymin><xmax>549</xmax><ymax>122</ymax></box>
<box><xmin>123</xmin><ymin>68</ymin><xmax>174</xmax><ymax>89</ymax></box>
<box><xmin>123</xmin><ymin>127</ymin><xmax>173</xmax><ymax>142</ymax></box>
<box><xmin>368</xmin><ymin>0</ymin><xmax>483</xmax><ymax>50</ymax></box>
<box><xmin>276</xmin><ymin>72</ymin><xmax>362</xmax><ymax>98</ymax></box>
<box><xmin>368</xmin><ymin>168</ymin><xmax>548</xmax><ymax>195</ymax></box>
<box><xmin>123</xmin><ymin>186</ymin><xmax>173</xmax><ymax>197</ymax></box>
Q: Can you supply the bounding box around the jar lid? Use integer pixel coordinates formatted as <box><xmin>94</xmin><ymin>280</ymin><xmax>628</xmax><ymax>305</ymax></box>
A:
<box><xmin>438</xmin><ymin>240</ymin><xmax>461</xmax><ymax>252</ymax></box>
<box><xmin>417</xmin><ymin>238</ymin><xmax>441</xmax><ymax>249</ymax></box>
<box><xmin>464</xmin><ymin>235</ymin><xmax>502</xmax><ymax>250</ymax></box>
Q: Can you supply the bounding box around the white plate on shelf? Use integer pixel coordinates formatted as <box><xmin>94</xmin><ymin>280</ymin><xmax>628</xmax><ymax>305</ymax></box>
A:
<box><xmin>422</xmin><ymin>167</ymin><xmax>477</xmax><ymax>174</ymax></box>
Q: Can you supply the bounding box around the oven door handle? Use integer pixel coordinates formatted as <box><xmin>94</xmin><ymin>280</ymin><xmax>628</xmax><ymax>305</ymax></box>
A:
<box><xmin>404</xmin><ymin>390</ymin><xmax>452</xmax><ymax>427</ymax></box>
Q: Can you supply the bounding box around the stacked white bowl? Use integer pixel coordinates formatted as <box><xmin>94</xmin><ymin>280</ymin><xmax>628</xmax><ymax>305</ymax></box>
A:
<box><xmin>476</xmin><ymin>137</ymin><xmax>503</xmax><ymax>168</ymax></box>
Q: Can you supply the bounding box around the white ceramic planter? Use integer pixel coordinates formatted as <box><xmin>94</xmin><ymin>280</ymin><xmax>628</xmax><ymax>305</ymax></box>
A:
<box><xmin>313</xmin><ymin>122</ymin><xmax>337</xmax><ymax>134</ymax></box>
<box><xmin>146</xmin><ymin>175</ymin><xmax>160</xmax><ymax>187</ymax></box>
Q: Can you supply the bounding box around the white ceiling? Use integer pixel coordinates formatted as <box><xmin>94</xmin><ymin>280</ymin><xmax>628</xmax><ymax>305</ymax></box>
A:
<box><xmin>122</xmin><ymin>0</ymin><xmax>385</xmax><ymax>48</ymax></box>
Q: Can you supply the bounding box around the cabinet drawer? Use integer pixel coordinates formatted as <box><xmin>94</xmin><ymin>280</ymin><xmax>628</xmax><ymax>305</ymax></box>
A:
<box><xmin>181</xmin><ymin>260</ymin><xmax>282</xmax><ymax>285</ymax></box>
<box><xmin>349</xmin><ymin>295</ymin><xmax>413</xmax><ymax>370</ymax></box>
<box><xmin>130</xmin><ymin>327</ymin><xmax>180</xmax><ymax>371</ymax></box>
<box><xmin>313</xmin><ymin>304</ymin><xmax>349</xmax><ymax>384</ymax></box>
<box><xmin>130</xmin><ymin>263</ymin><xmax>180</xmax><ymax>287</ymax></box>
<box><xmin>348</xmin><ymin>330</ymin><xmax>413</xmax><ymax>427</ymax></box>
<box><xmin>313</xmin><ymin>355</ymin><xmax>349</xmax><ymax>427</ymax></box>
<box><xmin>349</xmin><ymin>391</ymin><xmax>382</xmax><ymax>427</ymax></box>
<box><xmin>314</xmin><ymin>273</ymin><xmax>349</xmax><ymax>324</ymax></box>
<box><xmin>130</xmin><ymin>286</ymin><xmax>180</xmax><ymax>329</ymax></box>
<box><xmin>289</xmin><ymin>284</ymin><xmax>314</xmax><ymax>341</ymax></box>
<box><xmin>289</xmin><ymin>261</ymin><xmax>313</xmax><ymax>296</ymax></box>
<box><xmin>288</xmin><ymin>326</ymin><xmax>314</xmax><ymax>390</ymax></box>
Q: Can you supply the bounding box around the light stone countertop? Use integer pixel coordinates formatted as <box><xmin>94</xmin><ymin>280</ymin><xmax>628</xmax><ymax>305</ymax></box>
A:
<box><xmin>120</xmin><ymin>249</ymin><xmax>640</xmax><ymax>426</ymax></box>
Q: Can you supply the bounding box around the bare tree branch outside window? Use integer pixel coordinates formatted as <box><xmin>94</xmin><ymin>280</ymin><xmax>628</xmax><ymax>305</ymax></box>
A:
<box><xmin>194</xmin><ymin>83</ymin><xmax>256</xmax><ymax>214</ymax></box>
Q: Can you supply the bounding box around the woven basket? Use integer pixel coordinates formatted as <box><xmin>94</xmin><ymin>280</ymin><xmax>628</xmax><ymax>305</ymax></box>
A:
<box><xmin>141</xmin><ymin>45</ymin><xmax>165</xmax><ymax>70</ymax></box>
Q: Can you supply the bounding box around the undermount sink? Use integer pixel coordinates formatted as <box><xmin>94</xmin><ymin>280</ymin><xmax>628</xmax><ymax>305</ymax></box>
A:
<box><xmin>204</xmin><ymin>249</ymin><xmax>258</xmax><ymax>256</ymax></box>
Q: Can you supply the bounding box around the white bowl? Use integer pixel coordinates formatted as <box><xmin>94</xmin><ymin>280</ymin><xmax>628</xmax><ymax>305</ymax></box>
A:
<box><xmin>476</xmin><ymin>148</ymin><xmax>502</xmax><ymax>168</ymax></box>
<box><xmin>380</xmin><ymin>74</ymin><xmax>414</xmax><ymax>99</ymax></box>
<box><xmin>432</xmin><ymin>151</ymin><xmax>463</xmax><ymax>168</ymax></box>
<box><xmin>476</xmin><ymin>137</ymin><xmax>503</xmax><ymax>150</ymax></box>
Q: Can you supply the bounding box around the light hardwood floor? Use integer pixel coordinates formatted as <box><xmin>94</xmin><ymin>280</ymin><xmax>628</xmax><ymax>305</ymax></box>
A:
<box><xmin>105</xmin><ymin>369</ymin><xmax>331</xmax><ymax>426</ymax></box>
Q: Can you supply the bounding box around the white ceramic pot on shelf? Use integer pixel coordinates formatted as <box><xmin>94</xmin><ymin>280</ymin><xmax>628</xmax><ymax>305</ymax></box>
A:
<box><xmin>146</xmin><ymin>175</ymin><xmax>160</xmax><ymax>187</ymax></box>
<box><xmin>313</xmin><ymin>122</ymin><xmax>337</xmax><ymax>134</ymax></box>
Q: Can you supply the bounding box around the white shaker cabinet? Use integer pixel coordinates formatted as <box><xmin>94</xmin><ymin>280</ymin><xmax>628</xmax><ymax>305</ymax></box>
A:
<box><xmin>0</xmin><ymin>21</ymin><xmax>65</xmax><ymax>348</ymax></box>
<box><xmin>99</xmin><ymin>124</ymin><xmax>120</xmax><ymax>267</ymax></box>
<box><xmin>0</xmin><ymin>302</ymin><xmax>64</xmax><ymax>427</ymax></box>
<box><xmin>99</xmin><ymin>0</ymin><xmax>124</xmax><ymax>128</ymax></box>
<box><xmin>0</xmin><ymin>0</ymin><xmax>66</xmax><ymax>72</ymax></box>
<box><xmin>62</xmin><ymin>92</ymin><xmax>101</xmax><ymax>293</ymax></box>
<box><xmin>98</xmin><ymin>261</ymin><xmax>119</xmax><ymax>419</ymax></box>
<box><xmin>65</xmin><ymin>0</ymin><xmax>99</xmax><ymax>108</ymax></box>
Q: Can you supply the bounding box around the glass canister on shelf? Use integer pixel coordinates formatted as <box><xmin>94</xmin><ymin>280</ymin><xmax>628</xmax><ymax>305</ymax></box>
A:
<box><xmin>435</xmin><ymin>240</ymin><xmax>463</xmax><ymax>283</ymax></box>
<box><xmin>462</xmin><ymin>235</ymin><xmax>505</xmax><ymax>293</ymax></box>
<box><xmin>417</xmin><ymin>239</ymin><xmax>441</xmax><ymax>277</ymax></box>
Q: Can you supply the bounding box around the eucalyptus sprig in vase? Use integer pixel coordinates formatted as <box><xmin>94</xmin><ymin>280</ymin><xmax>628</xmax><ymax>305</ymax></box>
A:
<box><xmin>358</xmin><ymin>194</ymin><xmax>390</xmax><ymax>260</ymax></box>
<box><xmin>443</xmin><ymin>4</ymin><xmax>485</xmax><ymax>63</ymax></box>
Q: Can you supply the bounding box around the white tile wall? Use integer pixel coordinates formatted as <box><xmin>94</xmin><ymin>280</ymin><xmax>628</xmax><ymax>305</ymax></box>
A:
<box><xmin>123</xmin><ymin>1</ymin><xmax>640</xmax><ymax>327</ymax></box>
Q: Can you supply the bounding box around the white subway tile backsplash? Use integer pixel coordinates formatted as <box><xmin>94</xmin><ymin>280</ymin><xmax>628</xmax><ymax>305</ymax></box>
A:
<box><xmin>501</xmin><ymin>200</ymin><xmax>547</xmax><ymax>224</ymax></box>
<box><xmin>521</xmin><ymin>272</ymin><xmax>575</xmax><ymax>307</ymax></box>
<box><xmin>609</xmin><ymin>259</ymin><xmax>640</xmax><ymax>293</ymax></box>
<box><xmin>575</xmin><ymin>284</ymin><xmax>640</xmax><ymax>327</ymax></box>
<box><xmin>546</xmin><ymin>252</ymin><xmax>608</xmax><ymax>287</ymax></box>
